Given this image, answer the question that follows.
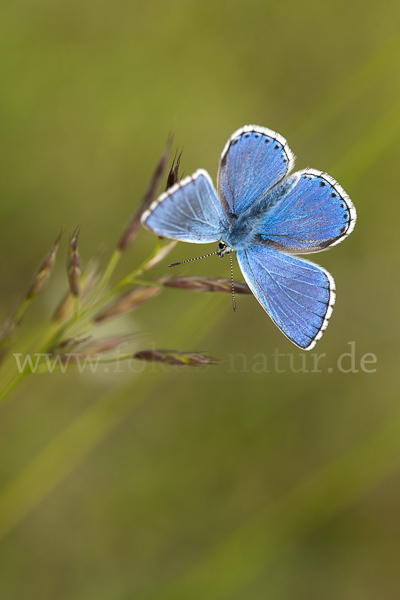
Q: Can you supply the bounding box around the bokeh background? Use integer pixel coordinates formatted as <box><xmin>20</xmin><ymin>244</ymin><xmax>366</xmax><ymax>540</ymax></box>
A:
<box><xmin>1</xmin><ymin>0</ymin><xmax>400</xmax><ymax>598</ymax></box>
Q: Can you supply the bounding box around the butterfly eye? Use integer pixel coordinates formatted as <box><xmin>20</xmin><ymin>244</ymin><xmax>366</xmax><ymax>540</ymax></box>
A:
<box><xmin>219</xmin><ymin>242</ymin><xmax>226</xmax><ymax>249</ymax></box>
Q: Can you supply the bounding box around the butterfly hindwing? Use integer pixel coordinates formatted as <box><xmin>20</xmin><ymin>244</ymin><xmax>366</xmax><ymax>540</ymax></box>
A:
<box><xmin>217</xmin><ymin>125</ymin><xmax>295</xmax><ymax>216</ymax></box>
<box><xmin>258</xmin><ymin>169</ymin><xmax>356</xmax><ymax>253</ymax></box>
<box><xmin>236</xmin><ymin>245</ymin><xmax>335</xmax><ymax>350</ymax></box>
<box><xmin>141</xmin><ymin>169</ymin><xmax>228</xmax><ymax>244</ymax></box>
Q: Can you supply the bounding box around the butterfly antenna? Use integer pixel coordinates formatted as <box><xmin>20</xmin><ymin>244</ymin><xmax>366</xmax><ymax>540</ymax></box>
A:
<box><xmin>230</xmin><ymin>251</ymin><xmax>237</xmax><ymax>313</ymax></box>
<box><xmin>168</xmin><ymin>250</ymin><xmax>219</xmax><ymax>267</ymax></box>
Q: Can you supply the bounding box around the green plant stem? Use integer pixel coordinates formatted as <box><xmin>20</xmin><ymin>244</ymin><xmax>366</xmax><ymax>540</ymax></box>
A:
<box><xmin>87</xmin><ymin>249</ymin><xmax>122</xmax><ymax>307</ymax></box>
<box><xmin>14</xmin><ymin>298</ymin><xmax>31</xmax><ymax>324</ymax></box>
<box><xmin>73</xmin><ymin>296</ymin><xmax>80</xmax><ymax>319</ymax></box>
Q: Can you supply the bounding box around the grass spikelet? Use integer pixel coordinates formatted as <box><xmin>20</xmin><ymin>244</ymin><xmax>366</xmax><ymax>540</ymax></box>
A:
<box><xmin>53</xmin><ymin>259</ymin><xmax>99</xmax><ymax>323</ymax></box>
<box><xmin>164</xmin><ymin>276</ymin><xmax>252</xmax><ymax>294</ymax></box>
<box><xmin>165</xmin><ymin>150</ymin><xmax>182</xmax><ymax>190</ymax></box>
<box><xmin>117</xmin><ymin>137</ymin><xmax>172</xmax><ymax>252</ymax></box>
<box><xmin>67</xmin><ymin>227</ymin><xmax>81</xmax><ymax>298</ymax></box>
<box><xmin>26</xmin><ymin>231</ymin><xmax>63</xmax><ymax>301</ymax></box>
<box><xmin>133</xmin><ymin>349</ymin><xmax>221</xmax><ymax>366</ymax></box>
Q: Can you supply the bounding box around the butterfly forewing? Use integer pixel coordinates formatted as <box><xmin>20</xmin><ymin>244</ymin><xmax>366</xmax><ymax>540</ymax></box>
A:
<box><xmin>258</xmin><ymin>169</ymin><xmax>356</xmax><ymax>253</ymax></box>
<box><xmin>217</xmin><ymin>125</ymin><xmax>295</xmax><ymax>216</ymax></box>
<box><xmin>141</xmin><ymin>169</ymin><xmax>227</xmax><ymax>244</ymax></box>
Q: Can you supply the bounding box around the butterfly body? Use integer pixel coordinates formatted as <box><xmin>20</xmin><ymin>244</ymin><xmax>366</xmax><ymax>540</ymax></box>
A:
<box><xmin>219</xmin><ymin>173</ymin><xmax>301</xmax><ymax>252</ymax></box>
<box><xmin>141</xmin><ymin>125</ymin><xmax>357</xmax><ymax>350</ymax></box>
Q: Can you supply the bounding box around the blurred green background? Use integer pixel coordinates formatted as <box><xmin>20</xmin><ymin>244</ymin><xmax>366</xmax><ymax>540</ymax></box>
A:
<box><xmin>1</xmin><ymin>0</ymin><xmax>400</xmax><ymax>598</ymax></box>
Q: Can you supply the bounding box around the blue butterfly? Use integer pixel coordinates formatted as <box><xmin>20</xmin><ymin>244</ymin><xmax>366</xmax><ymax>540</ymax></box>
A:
<box><xmin>141</xmin><ymin>125</ymin><xmax>357</xmax><ymax>350</ymax></box>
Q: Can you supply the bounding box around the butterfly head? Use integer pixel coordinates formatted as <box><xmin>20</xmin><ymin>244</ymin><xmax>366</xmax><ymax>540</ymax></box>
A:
<box><xmin>217</xmin><ymin>241</ymin><xmax>233</xmax><ymax>258</ymax></box>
